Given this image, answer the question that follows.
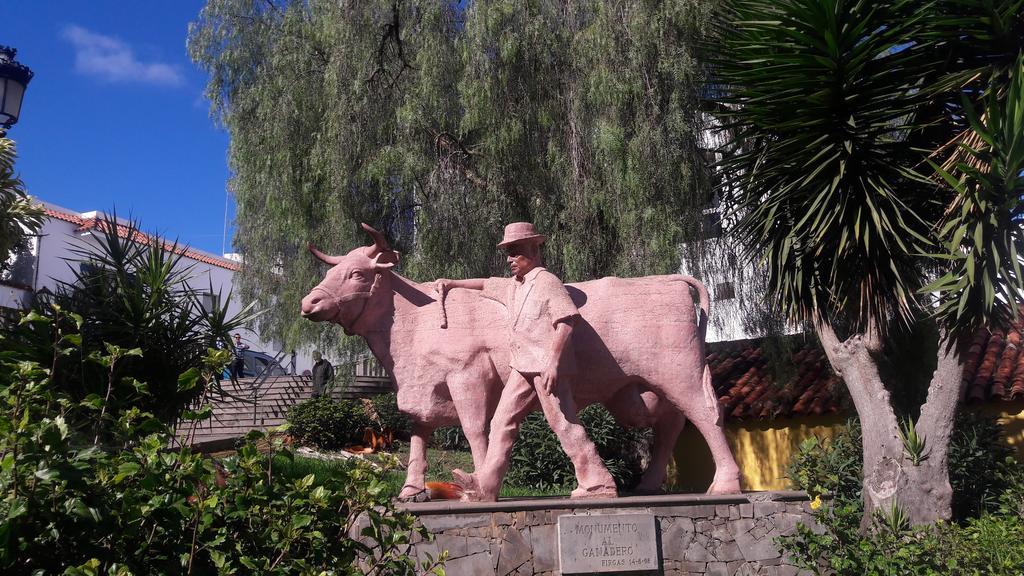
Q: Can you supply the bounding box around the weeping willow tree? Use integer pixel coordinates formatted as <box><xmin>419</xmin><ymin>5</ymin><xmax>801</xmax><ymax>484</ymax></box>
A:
<box><xmin>189</xmin><ymin>0</ymin><xmax>719</xmax><ymax>353</ymax></box>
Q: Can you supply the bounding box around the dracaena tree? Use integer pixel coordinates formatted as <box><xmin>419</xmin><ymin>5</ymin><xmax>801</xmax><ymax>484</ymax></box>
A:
<box><xmin>710</xmin><ymin>0</ymin><xmax>1024</xmax><ymax>524</ymax></box>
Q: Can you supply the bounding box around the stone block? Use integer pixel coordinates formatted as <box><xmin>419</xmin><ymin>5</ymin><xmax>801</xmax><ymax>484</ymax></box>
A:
<box><xmin>530</xmin><ymin>523</ymin><xmax>558</xmax><ymax>573</ymax></box>
<box><xmin>706</xmin><ymin>561</ymin><xmax>728</xmax><ymax>576</ymax></box>
<box><xmin>527</xmin><ymin>510</ymin><xmax>546</xmax><ymax>526</ymax></box>
<box><xmin>496</xmin><ymin>526</ymin><xmax>532</xmax><ymax>575</ymax></box>
<box><xmin>716</xmin><ymin>505</ymin><xmax>732</xmax><ymax>518</ymax></box>
<box><xmin>419</xmin><ymin>513</ymin><xmax>491</xmax><ymax>532</ymax></box>
<box><xmin>466</xmin><ymin>535</ymin><xmax>490</xmax><ymax>556</ymax></box>
<box><xmin>713</xmin><ymin>539</ymin><xmax>741</xmax><ymax>562</ymax></box>
<box><xmin>661</xmin><ymin>518</ymin><xmax>695</xmax><ymax>561</ymax></box>
<box><xmin>773</xmin><ymin>513</ymin><xmax>806</xmax><ymax>536</ymax></box>
<box><xmin>731</xmin><ymin>520</ymin><xmax>780</xmax><ymax>562</ymax></box>
<box><xmin>740</xmin><ymin>503</ymin><xmax>754</xmax><ymax>518</ymax></box>
<box><xmin>754</xmin><ymin>502</ymin><xmax>785</xmax><ymax>517</ymax></box>
<box><xmin>435</xmin><ymin>534</ymin><xmax>467</xmax><ymax>558</ymax></box>
<box><xmin>443</xmin><ymin>551</ymin><xmax>494</xmax><ymax>576</ymax></box>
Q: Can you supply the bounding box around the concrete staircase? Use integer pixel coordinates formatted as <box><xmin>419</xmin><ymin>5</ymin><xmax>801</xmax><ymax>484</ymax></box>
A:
<box><xmin>176</xmin><ymin>373</ymin><xmax>395</xmax><ymax>450</ymax></box>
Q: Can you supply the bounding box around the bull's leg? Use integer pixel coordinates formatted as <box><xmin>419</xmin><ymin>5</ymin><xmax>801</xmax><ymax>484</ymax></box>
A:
<box><xmin>659</xmin><ymin>371</ymin><xmax>741</xmax><ymax>495</ymax></box>
<box><xmin>447</xmin><ymin>372</ymin><xmax>492</xmax><ymax>472</ymax></box>
<box><xmin>398</xmin><ymin>424</ymin><xmax>432</xmax><ymax>502</ymax></box>
<box><xmin>635</xmin><ymin>408</ymin><xmax>686</xmax><ymax>494</ymax></box>
<box><xmin>683</xmin><ymin>400</ymin><xmax>741</xmax><ymax>494</ymax></box>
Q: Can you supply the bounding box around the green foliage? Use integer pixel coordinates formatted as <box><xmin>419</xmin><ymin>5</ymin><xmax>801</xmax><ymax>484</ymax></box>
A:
<box><xmin>0</xmin><ymin>310</ymin><xmax>441</xmax><ymax>575</ymax></box>
<box><xmin>370</xmin><ymin>392</ymin><xmax>411</xmax><ymax>438</ymax></box>
<box><xmin>0</xmin><ymin>137</ymin><xmax>44</xmax><ymax>272</ymax></box>
<box><xmin>949</xmin><ymin>411</ymin><xmax>1017</xmax><ymax>519</ymax></box>
<box><xmin>786</xmin><ymin>419</ymin><xmax>863</xmax><ymax>503</ymax></box>
<box><xmin>783</xmin><ymin>414</ymin><xmax>1024</xmax><ymax>575</ymax></box>
<box><xmin>505</xmin><ymin>405</ymin><xmax>651</xmax><ymax>491</ymax></box>
<box><xmin>39</xmin><ymin>213</ymin><xmax>260</xmax><ymax>425</ymax></box>
<box><xmin>898</xmin><ymin>416</ymin><xmax>929</xmax><ymax>466</ymax></box>
<box><xmin>188</xmin><ymin>0</ymin><xmax>716</xmax><ymax>353</ymax></box>
<box><xmin>287</xmin><ymin>396</ymin><xmax>372</xmax><ymax>450</ymax></box>
<box><xmin>923</xmin><ymin>55</ymin><xmax>1024</xmax><ymax>341</ymax></box>
<box><xmin>431</xmin><ymin>426</ymin><xmax>469</xmax><ymax>452</ymax></box>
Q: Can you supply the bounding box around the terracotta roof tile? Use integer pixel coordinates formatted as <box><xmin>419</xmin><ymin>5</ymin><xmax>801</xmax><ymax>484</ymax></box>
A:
<box><xmin>706</xmin><ymin>338</ymin><xmax>847</xmax><ymax>420</ymax></box>
<box><xmin>710</xmin><ymin>319</ymin><xmax>1024</xmax><ymax>420</ymax></box>
<box><xmin>75</xmin><ymin>217</ymin><xmax>240</xmax><ymax>271</ymax></box>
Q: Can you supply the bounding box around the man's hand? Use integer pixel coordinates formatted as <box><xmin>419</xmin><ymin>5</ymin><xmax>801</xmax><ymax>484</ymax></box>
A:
<box><xmin>434</xmin><ymin>278</ymin><xmax>450</xmax><ymax>297</ymax></box>
<box><xmin>540</xmin><ymin>320</ymin><xmax>575</xmax><ymax>395</ymax></box>
<box><xmin>540</xmin><ymin>360</ymin><xmax>561</xmax><ymax>395</ymax></box>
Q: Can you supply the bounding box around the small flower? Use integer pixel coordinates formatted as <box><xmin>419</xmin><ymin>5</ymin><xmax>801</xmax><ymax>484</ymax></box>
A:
<box><xmin>810</xmin><ymin>494</ymin><xmax>822</xmax><ymax>510</ymax></box>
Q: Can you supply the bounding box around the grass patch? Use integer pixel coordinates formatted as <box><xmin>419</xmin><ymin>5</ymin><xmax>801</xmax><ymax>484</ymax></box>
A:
<box><xmin>274</xmin><ymin>444</ymin><xmax>580</xmax><ymax>499</ymax></box>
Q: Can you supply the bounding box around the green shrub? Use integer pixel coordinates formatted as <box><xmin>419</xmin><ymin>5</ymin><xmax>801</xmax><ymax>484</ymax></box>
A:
<box><xmin>431</xmin><ymin>426</ymin><xmax>470</xmax><ymax>451</ymax></box>
<box><xmin>371</xmin><ymin>392</ymin><xmax>412</xmax><ymax>438</ymax></box>
<box><xmin>506</xmin><ymin>404</ymin><xmax>650</xmax><ymax>491</ymax></box>
<box><xmin>949</xmin><ymin>411</ymin><xmax>1017</xmax><ymax>519</ymax></box>
<box><xmin>0</xmin><ymin>310</ymin><xmax>442</xmax><ymax>575</ymax></box>
<box><xmin>37</xmin><ymin>213</ymin><xmax>259</xmax><ymax>425</ymax></box>
<box><xmin>287</xmin><ymin>396</ymin><xmax>372</xmax><ymax>450</ymax></box>
<box><xmin>787</xmin><ymin>414</ymin><xmax>1015</xmax><ymax>518</ymax></box>
<box><xmin>786</xmin><ymin>418</ymin><xmax>863</xmax><ymax>502</ymax></box>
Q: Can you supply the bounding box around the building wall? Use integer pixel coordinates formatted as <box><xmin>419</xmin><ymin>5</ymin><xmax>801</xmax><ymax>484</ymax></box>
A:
<box><xmin>671</xmin><ymin>402</ymin><xmax>1024</xmax><ymax>493</ymax></box>
<box><xmin>671</xmin><ymin>414</ymin><xmax>848</xmax><ymax>492</ymax></box>
<box><xmin>2</xmin><ymin>202</ymin><xmax>317</xmax><ymax>374</ymax></box>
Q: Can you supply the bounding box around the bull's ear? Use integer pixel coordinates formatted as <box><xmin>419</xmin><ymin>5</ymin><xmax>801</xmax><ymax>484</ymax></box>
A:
<box><xmin>371</xmin><ymin>253</ymin><xmax>398</xmax><ymax>270</ymax></box>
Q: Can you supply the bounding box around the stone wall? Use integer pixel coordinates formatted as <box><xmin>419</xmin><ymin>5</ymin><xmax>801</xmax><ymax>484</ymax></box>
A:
<box><xmin>399</xmin><ymin>491</ymin><xmax>815</xmax><ymax>576</ymax></box>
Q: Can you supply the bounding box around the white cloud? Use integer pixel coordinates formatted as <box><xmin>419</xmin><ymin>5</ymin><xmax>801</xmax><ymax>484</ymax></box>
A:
<box><xmin>62</xmin><ymin>25</ymin><xmax>183</xmax><ymax>87</ymax></box>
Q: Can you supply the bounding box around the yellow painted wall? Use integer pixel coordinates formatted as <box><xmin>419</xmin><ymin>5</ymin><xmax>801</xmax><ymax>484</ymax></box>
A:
<box><xmin>669</xmin><ymin>401</ymin><xmax>1024</xmax><ymax>493</ymax></box>
<box><xmin>670</xmin><ymin>415</ymin><xmax>847</xmax><ymax>492</ymax></box>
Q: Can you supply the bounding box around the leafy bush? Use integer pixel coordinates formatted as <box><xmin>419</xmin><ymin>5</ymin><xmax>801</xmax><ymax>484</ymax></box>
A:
<box><xmin>38</xmin><ymin>213</ymin><xmax>259</xmax><ymax>425</ymax></box>
<box><xmin>783</xmin><ymin>414</ymin><xmax>1024</xmax><ymax>575</ymax></box>
<box><xmin>371</xmin><ymin>392</ymin><xmax>412</xmax><ymax>438</ymax></box>
<box><xmin>787</xmin><ymin>418</ymin><xmax>863</xmax><ymax>502</ymax></box>
<box><xmin>506</xmin><ymin>404</ymin><xmax>651</xmax><ymax>491</ymax></box>
<box><xmin>431</xmin><ymin>426</ymin><xmax>470</xmax><ymax>451</ymax></box>
<box><xmin>287</xmin><ymin>396</ymin><xmax>372</xmax><ymax>450</ymax></box>
<box><xmin>0</xmin><ymin>310</ymin><xmax>442</xmax><ymax>575</ymax></box>
<box><xmin>949</xmin><ymin>411</ymin><xmax>1017</xmax><ymax>518</ymax></box>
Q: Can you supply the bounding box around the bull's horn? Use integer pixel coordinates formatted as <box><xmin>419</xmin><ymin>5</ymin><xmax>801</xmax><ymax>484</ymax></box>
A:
<box><xmin>361</xmin><ymin>223</ymin><xmax>400</xmax><ymax>265</ymax></box>
<box><xmin>361</xmin><ymin>223</ymin><xmax>392</xmax><ymax>257</ymax></box>
<box><xmin>308</xmin><ymin>243</ymin><xmax>343</xmax><ymax>265</ymax></box>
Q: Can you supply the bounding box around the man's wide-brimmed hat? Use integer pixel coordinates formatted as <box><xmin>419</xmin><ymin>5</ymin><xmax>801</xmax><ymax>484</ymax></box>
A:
<box><xmin>497</xmin><ymin>222</ymin><xmax>546</xmax><ymax>248</ymax></box>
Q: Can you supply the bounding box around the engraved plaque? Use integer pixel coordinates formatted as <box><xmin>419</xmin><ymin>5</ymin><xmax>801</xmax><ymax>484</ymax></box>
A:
<box><xmin>557</xmin><ymin>513</ymin><xmax>658</xmax><ymax>573</ymax></box>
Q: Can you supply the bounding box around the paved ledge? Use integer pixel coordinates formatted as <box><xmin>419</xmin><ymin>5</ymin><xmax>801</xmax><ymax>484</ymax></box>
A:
<box><xmin>399</xmin><ymin>490</ymin><xmax>809</xmax><ymax>515</ymax></box>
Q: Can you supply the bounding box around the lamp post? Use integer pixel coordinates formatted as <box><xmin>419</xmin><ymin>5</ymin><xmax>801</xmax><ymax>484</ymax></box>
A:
<box><xmin>0</xmin><ymin>46</ymin><xmax>33</xmax><ymax>138</ymax></box>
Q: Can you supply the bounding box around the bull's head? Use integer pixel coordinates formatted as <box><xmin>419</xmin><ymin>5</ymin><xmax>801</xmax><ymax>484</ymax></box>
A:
<box><xmin>300</xmin><ymin>223</ymin><xmax>400</xmax><ymax>333</ymax></box>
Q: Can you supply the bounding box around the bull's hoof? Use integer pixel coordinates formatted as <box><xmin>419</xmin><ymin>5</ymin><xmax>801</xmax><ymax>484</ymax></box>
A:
<box><xmin>707</xmin><ymin>475</ymin><xmax>742</xmax><ymax>495</ymax></box>
<box><xmin>452</xmin><ymin>469</ymin><xmax>491</xmax><ymax>502</ymax></box>
<box><xmin>570</xmin><ymin>485</ymin><xmax>618</xmax><ymax>500</ymax></box>
<box><xmin>397</xmin><ymin>486</ymin><xmax>430</xmax><ymax>502</ymax></box>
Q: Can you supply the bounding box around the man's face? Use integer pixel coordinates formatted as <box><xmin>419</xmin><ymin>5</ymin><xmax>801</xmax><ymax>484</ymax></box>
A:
<box><xmin>505</xmin><ymin>242</ymin><xmax>539</xmax><ymax>279</ymax></box>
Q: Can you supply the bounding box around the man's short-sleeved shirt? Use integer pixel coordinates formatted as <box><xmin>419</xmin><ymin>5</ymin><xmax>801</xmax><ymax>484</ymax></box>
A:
<box><xmin>482</xmin><ymin>267</ymin><xmax>579</xmax><ymax>374</ymax></box>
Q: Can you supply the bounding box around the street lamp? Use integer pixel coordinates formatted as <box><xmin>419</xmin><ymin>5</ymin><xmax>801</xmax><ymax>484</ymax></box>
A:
<box><xmin>0</xmin><ymin>46</ymin><xmax>33</xmax><ymax>138</ymax></box>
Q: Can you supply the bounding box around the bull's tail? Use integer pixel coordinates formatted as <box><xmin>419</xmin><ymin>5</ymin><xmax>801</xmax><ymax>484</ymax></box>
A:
<box><xmin>678</xmin><ymin>276</ymin><xmax>721</xmax><ymax>425</ymax></box>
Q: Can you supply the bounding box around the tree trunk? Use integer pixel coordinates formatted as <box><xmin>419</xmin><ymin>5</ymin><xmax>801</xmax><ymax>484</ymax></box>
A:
<box><xmin>814</xmin><ymin>320</ymin><xmax>965</xmax><ymax>526</ymax></box>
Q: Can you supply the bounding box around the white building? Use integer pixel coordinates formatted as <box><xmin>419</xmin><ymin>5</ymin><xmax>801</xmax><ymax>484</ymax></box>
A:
<box><xmin>0</xmin><ymin>200</ymin><xmax>315</xmax><ymax>375</ymax></box>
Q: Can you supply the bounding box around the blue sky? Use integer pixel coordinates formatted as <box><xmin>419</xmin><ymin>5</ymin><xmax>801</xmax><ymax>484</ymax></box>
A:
<box><xmin>8</xmin><ymin>1</ymin><xmax>235</xmax><ymax>255</ymax></box>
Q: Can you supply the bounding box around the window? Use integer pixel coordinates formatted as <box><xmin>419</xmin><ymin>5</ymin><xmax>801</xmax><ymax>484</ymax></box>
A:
<box><xmin>199</xmin><ymin>292</ymin><xmax>219</xmax><ymax>313</ymax></box>
<box><xmin>0</xmin><ymin>236</ymin><xmax>37</xmax><ymax>290</ymax></box>
<box><xmin>715</xmin><ymin>281</ymin><xmax>736</xmax><ymax>301</ymax></box>
<box><xmin>702</xmin><ymin>211</ymin><xmax>723</xmax><ymax>239</ymax></box>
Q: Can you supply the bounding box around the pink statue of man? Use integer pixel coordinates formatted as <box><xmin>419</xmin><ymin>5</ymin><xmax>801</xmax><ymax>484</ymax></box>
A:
<box><xmin>436</xmin><ymin>222</ymin><xmax>618</xmax><ymax>501</ymax></box>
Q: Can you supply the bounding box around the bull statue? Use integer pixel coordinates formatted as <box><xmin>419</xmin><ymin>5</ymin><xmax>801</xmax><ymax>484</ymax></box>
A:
<box><xmin>300</xmin><ymin>224</ymin><xmax>741</xmax><ymax>500</ymax></box>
